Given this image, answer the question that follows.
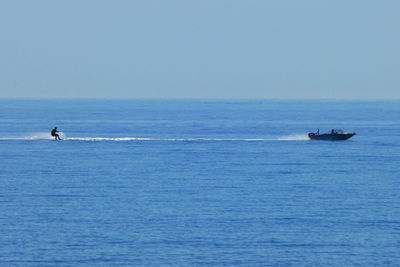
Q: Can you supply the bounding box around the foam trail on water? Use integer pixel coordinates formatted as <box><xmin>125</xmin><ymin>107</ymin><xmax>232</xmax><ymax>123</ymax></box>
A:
<box><xmin>277</xmin><ymin>134</ymin><xmax>310</xmax><ymax>141</ymax></box>
<box><xmin>0</xmin><ymin>136</ymin><xmax>265</xmax><ymax>141</ymax></box>
<box><xmin>66</xmin><ymin>137</ymin><xmax>267</xmax><ymax>142</ymax></box>
<box><xmin>67</xmin><ymin>137</ymin><xmax>152</xmax><ymax>141</ymax></box>
<box><xmin>0</xmin><ymin>132</ymin><xmax>53</xmax><ymax>140</ymax></box>
<box><xmin>0</xmin><ymin>134</ymin><xmax>309</xmax><ymax>142</ymax></box>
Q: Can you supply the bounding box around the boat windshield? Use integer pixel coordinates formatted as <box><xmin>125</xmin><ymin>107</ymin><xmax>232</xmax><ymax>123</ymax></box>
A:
<box><xmin>326</xmin><ymin>129</ymin><xmax>344</xmax><ymax>134</ymax></box>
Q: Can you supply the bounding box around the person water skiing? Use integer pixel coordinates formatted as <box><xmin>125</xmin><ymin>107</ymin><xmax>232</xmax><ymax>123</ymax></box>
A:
<box><xmin>51</xmin><ymin>127</ymin><xmax>61</xmax><ymax>140</ymax></box>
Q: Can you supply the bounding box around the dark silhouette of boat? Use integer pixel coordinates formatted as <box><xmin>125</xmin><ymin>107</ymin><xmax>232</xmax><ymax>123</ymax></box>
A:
<box><xmin>308</xmin><ymin>129</ymin><xmax>355</xmax><ymax>141</ymax></box>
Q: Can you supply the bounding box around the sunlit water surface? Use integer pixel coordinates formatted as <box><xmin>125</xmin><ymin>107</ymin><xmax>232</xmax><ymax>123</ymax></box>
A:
<box><xmin>0</xmin><ymin>99</ymin><xmax>399</xmax><ymax>266</ymax></box>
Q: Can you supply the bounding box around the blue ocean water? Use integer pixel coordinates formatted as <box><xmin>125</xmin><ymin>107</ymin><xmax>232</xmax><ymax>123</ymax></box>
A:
<box><xmin>0</xmin><ymin>99</ymin><xmax>399</xmax><ymax>266</ymax></box>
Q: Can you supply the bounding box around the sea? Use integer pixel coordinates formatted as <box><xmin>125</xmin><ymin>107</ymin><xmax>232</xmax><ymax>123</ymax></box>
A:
<box><xmin>0</xmin><ymin>99</ymin><xmax>399</xmax><ymax>266</ymax></box>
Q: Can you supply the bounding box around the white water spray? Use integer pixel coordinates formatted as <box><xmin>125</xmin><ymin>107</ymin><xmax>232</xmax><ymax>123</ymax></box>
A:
<box><xmin>0</xmin><ymin>134</ymin><xmax>310</xmax><ymax>142</ymax></box>
<box><xmin>277</xmin><ymin>134</ymin><xmax>310</xmax><ymax>141</ymax></box>
<box><xmin>0</xmin><ymin>132</ymin><xmax>54</xmax><ymax>140</ymax></box>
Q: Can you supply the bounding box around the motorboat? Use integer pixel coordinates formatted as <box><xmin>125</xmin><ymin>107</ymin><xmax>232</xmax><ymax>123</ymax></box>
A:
<box><xmin>308</xmin><ymin>129</ymin><xmax>355</xmax><ymax>141</ymax></box>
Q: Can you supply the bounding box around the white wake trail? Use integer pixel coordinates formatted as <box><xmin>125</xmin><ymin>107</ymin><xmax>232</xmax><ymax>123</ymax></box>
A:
<box><xmin>277</xmin><ymin>134</ymin><xmax>310</xmax><ymax>141</ymax></box>
<box><xmin>0</xmin><ymin>134</ymin><xmax>310</xmax><ymax>142</ymax></box>
<box><xmin>66</xmin><ymin>137</ymin><xmax>152</xmax><ymax>141</ymax></box>
<box><xmin>0</xmin><ymin>132</ymin><xmax>54</xmax><ymax>140</ymax></box>
<box><xmin>65</xmin><ymin>137</ymin><xmax>267</xmax><ymax>142</ymax></box>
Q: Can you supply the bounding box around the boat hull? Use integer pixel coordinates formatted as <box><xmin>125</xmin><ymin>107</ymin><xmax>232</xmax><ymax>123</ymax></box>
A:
<box><xmin>308</xmin><ymin>133</ymin><xmax>355</xmax><ymax>141</ymax></box>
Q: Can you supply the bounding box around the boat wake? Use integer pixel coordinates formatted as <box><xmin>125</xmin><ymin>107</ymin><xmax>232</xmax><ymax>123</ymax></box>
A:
<box><xmin>0</xmin><ymin>133</ymin><xmax>309</xmax><ymax>142</ymax></box>
<box><xmin>277</xmin><ymin>134</ymin><xmax>310</xmax><ymax>141</ymax></box>
<box><xmin>58</xmin><ymin>137</ymin><xmax>267</xmax><ymax>142</ymax></box>
<box><xmin>0</xmin><ymin>134</ymin><xmax>266</xmax><ymax>142</ymax></box>
<box><xmin>0</xmin><ymin>133</ymin><xmax>54</xmax><ymax>140</ymax></box>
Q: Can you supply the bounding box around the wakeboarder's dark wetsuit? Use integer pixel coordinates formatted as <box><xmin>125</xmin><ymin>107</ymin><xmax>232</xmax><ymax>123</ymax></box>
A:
<box><xmin>51</xmin><ymin>128</ymin><xmax>61</xmax><ymax>140</ymax></box>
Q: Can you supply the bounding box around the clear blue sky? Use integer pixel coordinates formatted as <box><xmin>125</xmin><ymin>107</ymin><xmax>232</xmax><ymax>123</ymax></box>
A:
<box><xmin>1</xmin><ymin>0</ymin><xmax>399</xmax><ymax>99</ymax></box>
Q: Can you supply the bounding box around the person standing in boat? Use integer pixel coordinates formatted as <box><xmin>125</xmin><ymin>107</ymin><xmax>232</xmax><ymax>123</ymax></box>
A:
<box><xmin>51</xmin><ymin>127</ymin><xmax>61</xmax><ymax>140</ymax></box>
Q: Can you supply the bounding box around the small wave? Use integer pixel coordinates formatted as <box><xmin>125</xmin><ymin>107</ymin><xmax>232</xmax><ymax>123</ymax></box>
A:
<box><xmin>277</xmin><ymin>134</ymin><xmax>309</xmax><ymax>141</ymax></box>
